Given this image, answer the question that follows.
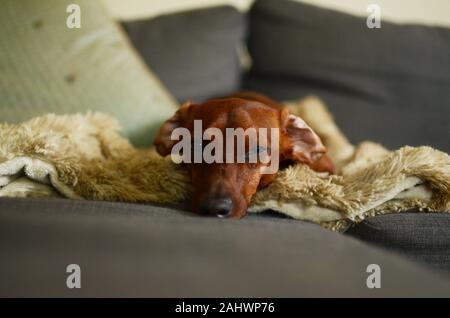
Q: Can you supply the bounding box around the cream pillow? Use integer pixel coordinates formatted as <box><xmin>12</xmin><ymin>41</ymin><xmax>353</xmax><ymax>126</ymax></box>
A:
<box><xmin>0</xmin><ymin>0</ymin><xmax>177</xmax><ymax>147</ymax></box>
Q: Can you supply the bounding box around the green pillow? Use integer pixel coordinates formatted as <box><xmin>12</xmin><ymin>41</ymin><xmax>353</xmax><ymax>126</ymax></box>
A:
<box><xmin>0</xmin><ymin>0</ymin><xmax>177</xmax><ymax>147</ymax></box>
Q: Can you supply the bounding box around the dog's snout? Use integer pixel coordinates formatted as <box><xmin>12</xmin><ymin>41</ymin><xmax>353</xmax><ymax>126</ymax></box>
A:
<box><xmin>199</xmin><ymin>197</ymin><xmax>234</xmax><ymax>218</ymax></box>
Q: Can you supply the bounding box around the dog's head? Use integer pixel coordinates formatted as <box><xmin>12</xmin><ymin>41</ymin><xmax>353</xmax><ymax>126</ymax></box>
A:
<box><xmin>154</xmin><ymin>97</ymin><xmax>332</xmax><ymax>218</ymax></box>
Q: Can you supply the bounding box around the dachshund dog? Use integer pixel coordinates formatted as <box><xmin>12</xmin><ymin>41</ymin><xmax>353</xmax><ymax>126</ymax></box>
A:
<box><xmin>154</xmin><ymin>91</ymin><xmax>334</xmax><ymax>218</ymax></box>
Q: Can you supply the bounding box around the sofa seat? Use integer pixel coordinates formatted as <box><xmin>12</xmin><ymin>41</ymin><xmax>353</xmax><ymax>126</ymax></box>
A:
<box><xmin>1</xmin><ymin>197</ymin><xmax>449</xmax><ymax>297</ymax></box>
<box><xmin>347</xmin><ymin>211</ymin><xmax>450</xmax><ymax>273</ymax></box>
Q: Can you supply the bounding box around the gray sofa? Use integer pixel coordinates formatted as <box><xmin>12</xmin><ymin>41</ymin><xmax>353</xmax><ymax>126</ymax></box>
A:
<box><xmin>1</xmin><ymin>0</ymin><xmax>449</xmax><ymax>297</ymax></box>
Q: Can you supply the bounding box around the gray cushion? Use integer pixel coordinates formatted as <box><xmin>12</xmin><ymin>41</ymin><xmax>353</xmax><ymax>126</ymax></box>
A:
<box><xmin>347</xmin><ymin>211</ymin><xmax>450</xmax><ymax>273</ymax></box>
<box><xmin>244</xmin><ymin>0</ymin><xmax>450</xmax><ymax>153</ymax></box>
<box><xmin>123</xmin><ymin>6</ymin><xmax>246</xmax><ymax>103</ymax></box>
<box><xmin>1</xmin><ymin>198</ymin><xmax>449</xmax><ymax>297</ymax></box>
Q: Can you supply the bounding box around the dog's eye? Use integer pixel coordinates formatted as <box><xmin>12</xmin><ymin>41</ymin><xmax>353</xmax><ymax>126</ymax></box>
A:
<box><xmin>245</xmin><ymin>146</ymin><xmax>268</xmax><ymax>161</ymax></box>
<box><xmin>256</xmin><ymin>146</ymin><xmax>267</xmax><ymax>154</ymax></box>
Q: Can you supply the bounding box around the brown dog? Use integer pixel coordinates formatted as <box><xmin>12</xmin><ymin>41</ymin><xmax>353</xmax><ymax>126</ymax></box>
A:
<box><xmin>154</xmin><ymin>91</ymin><xmax>334</xmax><ymax>218</ymax></box>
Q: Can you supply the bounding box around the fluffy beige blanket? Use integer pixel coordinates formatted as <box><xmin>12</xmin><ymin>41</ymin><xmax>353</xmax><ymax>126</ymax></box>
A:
<box><xmin>1</xmin><ymin>97</ymin><xmax>449</xmax><ymax>231</ymax></box>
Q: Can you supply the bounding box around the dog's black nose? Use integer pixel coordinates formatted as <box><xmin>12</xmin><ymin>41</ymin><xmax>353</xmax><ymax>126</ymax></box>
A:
<box><xmin>199</xmin><ymin>197</ymin><xmax>234</xmax><ymax>218</ymax></box>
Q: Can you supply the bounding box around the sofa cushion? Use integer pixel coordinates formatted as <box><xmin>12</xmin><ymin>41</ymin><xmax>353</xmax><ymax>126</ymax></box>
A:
<box><xmin>347</xmin><ymin>211</ymin><xmax>450</xmax><ymax>273</ymax></box>
<box><xmin>1</xmin><ymin>197</ymin><xmax>449</xmax><ymax>297</ymax></box>
<box><xmin>123</xmin><ymin>6</ymin><xmax>246</xmax><ymax>103</ymax></box>
<box><xmin>244</xmin><ymin>0</ymin><xmax>450</xmax><ymax>153</ymax></box>
<box><xmin>0</xmin><ymin>0</ymin><xmax>177</xmax><ymax>147</ymax></box>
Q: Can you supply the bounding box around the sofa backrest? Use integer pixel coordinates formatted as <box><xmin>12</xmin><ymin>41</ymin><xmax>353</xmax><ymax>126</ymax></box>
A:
<box><xmin>244</xmin><ymin>0</ymin><xmax>450</xmax><ymax>152</ymax></box>
<box><xmin>123</xmin><ymin>6</ymin><xmax>247</xmax><ymax>103</ymax></box>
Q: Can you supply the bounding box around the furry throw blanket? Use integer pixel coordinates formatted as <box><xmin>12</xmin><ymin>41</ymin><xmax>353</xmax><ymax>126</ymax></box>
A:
<box><xmin>1</xmin><ymin>97</ymin><xmax>449</xmax><ymax>231</ymax></box>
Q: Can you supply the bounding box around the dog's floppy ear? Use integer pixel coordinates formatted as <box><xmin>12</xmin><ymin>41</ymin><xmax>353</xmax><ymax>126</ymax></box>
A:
<box><xmin>154</xmin><ymin>102</ymin><xmax>192</xmax><ymax>156</ymax></box>
<box><xmin>280</xmin><ymin>107</ymin><xmax>327</xmax><ymax>165</ymax></box>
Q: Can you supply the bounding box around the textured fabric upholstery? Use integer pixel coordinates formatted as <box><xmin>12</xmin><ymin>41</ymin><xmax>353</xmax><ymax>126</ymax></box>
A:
<box><xmin>347</xmin><ymin>211</ymin><xmax>450</xmax><ymax>273</ymax></box>
<box><xmin>244</xmin><ymin>0</ymin><xmax>450</xmax><ymax>153</ymax></box>
<box><xmin>1</xmin><ymin>198</ymin><xmax>449</xmax><ymax>297</ymax></box>
<box><xmin>123</xmin><ymin>6</ymin><xmax>246</xmax><ymax>103</ymax></box>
